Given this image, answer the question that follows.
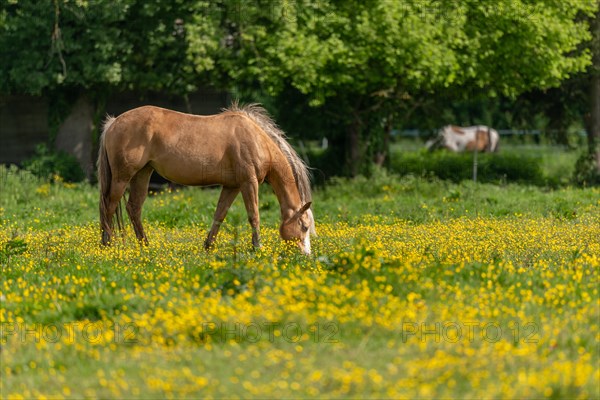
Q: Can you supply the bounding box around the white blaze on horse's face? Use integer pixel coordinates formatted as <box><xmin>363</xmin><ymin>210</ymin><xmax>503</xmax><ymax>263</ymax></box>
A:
<box><xmin>299</xmin><ymin>211</ymin><xmax>312</xmax><ymax>255</ymax></box>
<box><xmin>280</xmin><ymin>203</ymin><xmax>313</xmax><ymax>255</ymax></box>
<box><xmin>301</xmin><ymin>208</ymin><xmax>315</xmax><ymax>255</ymax></box>
<box><xmin>303</xmin><ymin>230</ymin><xmax>311</xmax><ymax>255</ymax></box>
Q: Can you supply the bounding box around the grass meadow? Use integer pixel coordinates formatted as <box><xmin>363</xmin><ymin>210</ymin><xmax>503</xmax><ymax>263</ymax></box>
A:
<box><xmin>1</xmin><ymin>163</ymin><xmax>599</xmax><ymax>398</ymax></box>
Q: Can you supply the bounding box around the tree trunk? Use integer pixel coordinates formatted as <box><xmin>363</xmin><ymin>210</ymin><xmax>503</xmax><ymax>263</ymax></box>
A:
<box><xmin>591</xmin><ymin>66</ymin><xmax>600</xmax><ymax>172</ymax></box>
<box><xmin>346</xmin><ymin>114</ymin><xmax>362</xmax><ymax>176</ymax></box>
<box><xmin>374</xmin><ymin>116</ymin><xmax>392</xmax><ymax>167</ymax></box>
<box><xmin>590</xmin><ymin>7</ymin><xmax>600</xmax><ymax>173</ymax></box>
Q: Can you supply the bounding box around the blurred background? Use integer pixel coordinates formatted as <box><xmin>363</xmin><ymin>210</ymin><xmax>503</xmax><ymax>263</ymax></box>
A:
<box><xmin>1</xmin><ymin>0</ymin><xmax>599</xmax><ymax>187</ymax></box>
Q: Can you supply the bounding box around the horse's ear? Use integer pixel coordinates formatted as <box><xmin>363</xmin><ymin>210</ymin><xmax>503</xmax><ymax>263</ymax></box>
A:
<box><xmin>285</xmin><ymin>202</ymin><xmax>312</xmax><ymax>225</ymax></box>
<box><xmin>299</xmin><ymin>202</ymin><xmax>312</xmax><ymax>214</ymax></box>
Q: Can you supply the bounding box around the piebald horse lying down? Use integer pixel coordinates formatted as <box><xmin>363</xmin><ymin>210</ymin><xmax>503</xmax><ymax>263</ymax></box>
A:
<box><xmin>97</xmin><ymin>103</ymin><xmax>315</xmax><ymax>254</ymax></box>
<box><xmin>427</xmin><ymin>125</ymin><xmax>500</xmax><ymax>152</ymax></box>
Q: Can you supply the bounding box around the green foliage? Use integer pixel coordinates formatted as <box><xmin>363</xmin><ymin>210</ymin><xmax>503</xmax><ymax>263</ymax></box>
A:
<box><xmin>0</xmin><ymin>0</ymin><xmax>219</xmax><ymax>95</ymax></box>
<box><xmin>232</xmin><ymin>1</ymin><xmax>465</xmax><ymax>104</ymax></box>
<box><xmin>391</xmin><ymin>151</ymin><xmax>545</xmax><ymax>185</ymax></box>
<box><xmin>459</xmin><ymin>0</ymin><xmax>596</xmax><ymax>95</ymax></box>
<box><xmin>1</xmin><ymin>0</ymin><xmax>598</xmax><ymax>178</ymax></box>
<box><xmin>204</xmin><ymin>0</ymin><xmax>597</xmax><ymax>173</ymax></box>
<box><xmin>573</xmin><ymin>152</ymin><xmax>600</xmax><ymax>186</ymax></box>
<box><xmin>22</xmin><ymin>144</ymin><xmax>85</xmax><ymax>182</ymax></box>
<box><xmin>1</xmin><ymin>1</ymin><xmax>125</xmax><ymax>94</ymax></box>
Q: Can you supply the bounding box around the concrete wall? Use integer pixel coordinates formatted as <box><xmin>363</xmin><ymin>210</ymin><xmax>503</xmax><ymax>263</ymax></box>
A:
<box><xmin>0</xmin><ymin>95</ymin><xmax>49</xmax><ymax>164</ymax></box>
<box><xmin>0</xmin><ymin>89</ymin><xmax>228</xmax><ymax>178</ymax></box>
<box><xmin>55</xmin><ymin>96</ymin><xmax>95</xmax><ymax>178</ymax></box>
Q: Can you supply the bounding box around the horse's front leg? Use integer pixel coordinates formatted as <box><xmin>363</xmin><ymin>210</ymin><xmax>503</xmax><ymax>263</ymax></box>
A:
<box><xmin>240</xmin><ymin>180</ymin><xmax>261</xmax><ymax>248</ymax></box>
<box><xmin>204</xmin><ymin>186</ymin><xmax>240</xmax><ymax>250</ymax></box>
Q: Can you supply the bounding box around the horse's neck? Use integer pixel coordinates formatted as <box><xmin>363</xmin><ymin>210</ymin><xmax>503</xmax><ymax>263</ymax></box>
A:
<box><xmin>267</xmin><ymin>161</ymin><xmax>302</xmax><ymax>220</ymax></box>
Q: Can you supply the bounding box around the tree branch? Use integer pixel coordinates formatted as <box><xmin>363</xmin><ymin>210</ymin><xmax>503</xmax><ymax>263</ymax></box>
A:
<box><xmin>48</xmin><ymin>0</ymin><xmax>67</xmax><ymax>80</ymax></box>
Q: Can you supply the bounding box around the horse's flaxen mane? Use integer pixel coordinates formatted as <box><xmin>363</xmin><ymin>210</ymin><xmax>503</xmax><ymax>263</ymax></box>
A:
<box><xmin>226</xmin><ymin>101</ymin><xmax>312</xmax><ymax>204</ymax></box>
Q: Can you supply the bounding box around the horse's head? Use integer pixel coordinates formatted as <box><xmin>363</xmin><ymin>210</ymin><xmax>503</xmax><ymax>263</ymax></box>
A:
<box><xmin>280</xmin><ymin>202</ymin><xmax>314</xmax><ymax>255</ymax></box>
<box><xmin>427</xmin><ymin>126</ymin><xmax>465</xmax><ymax>152</ymax></box>
<box><xmin>425</xmin><ymin>128</ymin><xmax>446</xmax><ymax>151</ymax></box>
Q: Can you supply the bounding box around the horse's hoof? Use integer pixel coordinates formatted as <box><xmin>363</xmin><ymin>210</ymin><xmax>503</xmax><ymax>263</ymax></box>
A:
<box><xmin>101</xmin><ymin>231</ymin><xmax>112</xmax><ymax>246</ymax></box>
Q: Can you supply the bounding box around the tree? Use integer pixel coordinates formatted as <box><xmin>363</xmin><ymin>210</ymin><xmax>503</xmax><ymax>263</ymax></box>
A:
<box><xmin>584</xmin><ymin>5</ymin><xmax>600</xmax><ymax>182</ymax></box>
<box><xmin>1</xmin><ymin>0</ymin><xmax>222</xmax><ymax>93</ymax></box>
<box><xmin>1</xmin><ymin>0</ymin><xmax>221</xmax><ymax>176</ymax></box>
<box><xmin>2</xmin><ymin>1</ymin><xmax>126</xmax><ymax>96</ymax></box>
<box><xmin>0</xmin><ymin>0</ymin><xmax>220</xmax><ymax>124</ymax></box>
<box><xmin>202</xmin><ymin>0</ymin><xmax>597</xmax><ymax>176</ymax></box>
<box><xmin>212</xmin><ymin>0</ymin><xmax>468</xmax><ymax>175</ymax></box>
<box><xmin>2</xmin><ymin>1</ymin><xmax>597</xmax><ymax>179</ymax></box>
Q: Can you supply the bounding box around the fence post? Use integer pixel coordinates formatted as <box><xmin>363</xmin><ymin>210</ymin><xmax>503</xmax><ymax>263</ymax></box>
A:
<box><xmin>472</xmin><ymin>140</ymin><xmax>478</xmax><ymax>183</ymax></box>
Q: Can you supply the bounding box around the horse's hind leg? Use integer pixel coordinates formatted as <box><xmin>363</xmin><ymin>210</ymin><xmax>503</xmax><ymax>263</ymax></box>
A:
<box><xmin>126</xmin><ymin>165</ymin><xmax>154</xmax><ymax>245</ymax></box>
<box><xmin>204</xmin><ymin>186</ymin><xmax>240</xmax><ymax>250</ymax></box>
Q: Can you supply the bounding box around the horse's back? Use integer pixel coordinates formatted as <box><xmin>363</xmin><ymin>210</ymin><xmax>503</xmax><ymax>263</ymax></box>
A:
<box><xmin>104</xmin><ymin>106</ymin><xmax>274</xmax><ymax>186</ymax></box>
<box><xmin>107</xmin><ymin>105</ymin><xmax>265</xmax><ymax>145</ymax></box>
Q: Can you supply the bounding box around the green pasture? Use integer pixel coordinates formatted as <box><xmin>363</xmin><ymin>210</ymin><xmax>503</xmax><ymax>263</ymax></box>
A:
<box><xmin>1</xmin><ymin>162</ymin><xmax>599</xmax><ymax>398</ymax></box>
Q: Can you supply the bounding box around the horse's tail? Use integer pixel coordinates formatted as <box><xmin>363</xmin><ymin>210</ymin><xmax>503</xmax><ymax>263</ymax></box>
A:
<box><xmin>97</xmin><ymin>116</ymin><xmax>124</xmax><ymax>243</ymax></box>
<box><xmin>491</xmin><ymin>128</ymin><xmax>500</xmax><ymax>152</ymax></box>
<box><xmin>485</xmin><ymin>126</ymin><xmax>499</xmax><ymax>152</ymax></box>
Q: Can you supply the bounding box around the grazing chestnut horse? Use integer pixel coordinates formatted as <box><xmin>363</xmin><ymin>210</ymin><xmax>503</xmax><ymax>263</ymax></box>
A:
<box><xmin>97</xmin><ymin>103</ymin><xmax>315</xmax><ymax>254</ymax></box>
